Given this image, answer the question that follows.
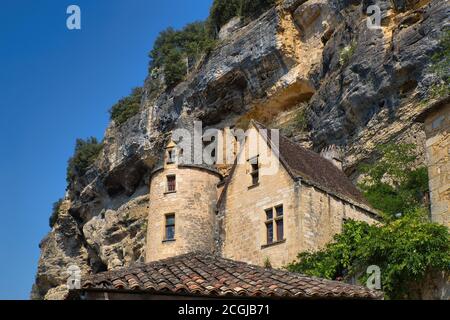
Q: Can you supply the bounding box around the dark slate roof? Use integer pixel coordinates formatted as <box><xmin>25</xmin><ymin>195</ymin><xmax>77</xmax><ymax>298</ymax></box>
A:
<box><xmin>151</xmin><ymin>121</ymin><xmax>221</xmax><ymax>177</ymax></box>
<box><xmin>252</xmin><ymin>121</ymin><xmax>373</xmax><ymax>211</ymax></box>
<box><xmin>78</xmin><ymin>252</ymin><xmax>382</xmax><ymax>300</ymax></box>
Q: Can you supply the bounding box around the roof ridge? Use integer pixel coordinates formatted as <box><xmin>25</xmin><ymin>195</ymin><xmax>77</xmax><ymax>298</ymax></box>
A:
<box><xmin>249</xmin><ymin>119</ymin><xmax>376</xmax><ymax>213</ymax></box>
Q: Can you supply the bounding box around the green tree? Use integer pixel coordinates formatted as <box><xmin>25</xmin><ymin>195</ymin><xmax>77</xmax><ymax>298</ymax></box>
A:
<box><xmin>358</xmin><ymin>143</ymin><xmax>429</xmax><ymax>217</ymax></box>
<box><xmin>109</xmin><ymin>87</ymin><xmax>143</xmax><ymax>126</ymax></box>
<box><xmin>149</xmin><ymin>22</ymin><xmax>215</xmax><ymax>88</ymax></box>
<box><xmin>66</xmin><ymin>137</ymin><xmax>103</xmax><ymax>184</ymax></box>
<box><xmin>208</xmin><ymin>0</ymin><xmax>242</xmax><ymax>36</ymax></box>
<box><xmin>288</xmin><ymin>143</ymin><xmax>449</xmax><ymax>299</ymax></box>
<box><xmin>148</xmin><ymin>0</ymin><xmax>277</xmax><ymax>87</ymax></box>
<box><xmin>240</xmin><ymin>0</ymin><xmax>276</xmax><ymax>19</ymax></box>
<box><xmin>49</xmin><ymin>198</ymin><xmax>63</xmax><ymax>228</ymax></box>
<box><xmin>287</xmin><ymin>212</ymin><xmax>450</xmax><ymax>299</ymax></box>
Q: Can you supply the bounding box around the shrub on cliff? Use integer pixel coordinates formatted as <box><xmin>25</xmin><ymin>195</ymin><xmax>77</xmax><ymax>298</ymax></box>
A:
<box><xmin>208</xmin><ymin>0</ymin><xmax>242</xmax><ymax>36</ymax></box>
<box><xmin>287</xmin><ymin>211</ymin><xmax>450</xmax><ymax>299</ymax></box>
<box><xmin>109</xmin><ymin>87</ymin><xmax>143</xmax><ymax>126</ymax></box>
<box><xmin>66</xmin><ymin>137</ymin><xmax>103</xmax><ymax>184</ymax></box>
<box><xmin>240</xmin><ymin>0</ymin><xmax>276</xmax><ymax>19</ymax></box>
<box><xmin>149</xmin><ymin>1</ymin><xmax>277</xmax><ymax>87</ymax></box>
<box><xmin>208</xmin><ymin>0</ymin><xmax>276</xmax><ymax>35</ymax></box>
<box><xmin>428</xmin><ymin>28</ymin><xmax>450</xmax><ymax>100</ymax></box>
<box><xmin>149</xmin><ymin>22</ymin><xmax>215</xmax><ymax>88</ymax></box>
<box><xmin>49</xmin><ymin>199</ymin><xmax>63</xmax><ymax>228</ymax></box>
<box><xmin>339</xmin><ymin>41</ymin><xmax>357</xmax><ymax>66</ymax></box>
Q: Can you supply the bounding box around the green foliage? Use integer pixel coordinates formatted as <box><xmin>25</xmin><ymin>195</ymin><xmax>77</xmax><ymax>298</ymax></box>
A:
<box><xmin>428</xmin><ymin>28</ymin><xmax>450</xmax><ymax>100</ymax></box>
<box><xmin>49</xmin><ymin>199</ymin><xmax>63</xmax><ymax>228</ymax></box>
<box><xmin>358</xmin><ymin>143</ymin><xmax>429</xmax><ymax>218</ymax></box>
<box><xmin>208</xmin><ymin>0</ymin><xmax>276</xmax><ymax>36</ymax></box>
<box><xmin>149</xmin><ymin>22</ymin><xmax>216</xmax><ymax>88</ymax></box>
<box><xmin>294</xmin><ymin>106</ymin><xmax>308</xmax><ymax>131</ymax></box>
<box><xmin>208</xmin><ymin>0</ymin><xmax>242</xmax><ymax>36</ymax></box>
<box><xmin>240</xmin><ymin>0</ymin><xmax>276</xmax><ymax>19</ymax></box>
<box><xmin>339</xmin><ymin>41</ymin><xmax>357</xmax><ymax>66</ymax></box>
<box><xmin>66</xmin><ymin>137</ymin><xmax>103</xmax><ymax>184</ymax></box>
<box><xmin>288</xmin><ymin>143</ymin><xmax>447</xmax><ymax>299</ymax></box>
<box><xmin>264</xmin><ymin>257</ymin><xmax>273</xmax><ymax>269</ymax></box>
<box><xmin>287</xmin><ymin>212</ymin><xmax>450</xmax><ymax>299</ymax></box>
<box><xmin>148</xmin><ymin>0</ymin><xmax>276</xmax><ymax>87</ymax></box>
<box><xmin>109</xmin><ymin>87</ymin><xmax>143</xmax><ymax>126</ymax></box>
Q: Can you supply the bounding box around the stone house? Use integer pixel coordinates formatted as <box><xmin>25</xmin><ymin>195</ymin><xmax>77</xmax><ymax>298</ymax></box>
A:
<box><xmin>145</xmin><ymin>120</ymin><xmax>378</xmax><ymax>267</ymax></box>
<box><xmin>69</xmin><ymin>120</ymin><xmax>381</xmax><ymax>300</ymax></box>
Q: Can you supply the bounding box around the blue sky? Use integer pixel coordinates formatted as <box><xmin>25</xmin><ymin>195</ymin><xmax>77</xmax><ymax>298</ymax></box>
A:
<box><xmin>0</xmin><ymin>0</ymin><xmax>212</xmax><ymax>300</ymax></box>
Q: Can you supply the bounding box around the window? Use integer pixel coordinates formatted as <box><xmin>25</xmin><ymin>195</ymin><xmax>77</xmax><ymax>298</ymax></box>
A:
<box><xmin>265</xmin><ymin>208</ymin><xmax>274</xmax><ymax>244</ymax></box>
<box><xmin>166</xmin><ymin>149</ymin><xmax>175</xmax><ymax>164</ymax></box>
<box><xmin>167</xmin><ymin>175</ymin><xmax>176</xmax><ymax>192</ymax></box>
<box><xmin>249</xmin><ymin>156</ymin><xmax>259</xmax><ymax>186</ymax></box>
<box><xmin>165</xmin><ymin>214</ymin><xmax>175</xmax><ymax>241</ymax></box>
<box><xmin>275</xmin><ymin>205</ymin><xmax>284</xmax><ymax>241</ymax></box>
<box><xmin>265</xmin><ymin>205</ymin><xmax>284</xmax><ymax>245</ymax></box>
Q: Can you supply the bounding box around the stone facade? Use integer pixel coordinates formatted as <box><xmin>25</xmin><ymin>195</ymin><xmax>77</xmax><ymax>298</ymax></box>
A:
<box><xmin>145</xmin><ymin>155</ymin><xmax>221</xmax><ymax>262</ymax></box>
<box><xmin>219</xmin><ymin>124</ymin><xmax>378</xmax><ymax>268</ymax></box>
<box><xmin>145</xmin><ymin>123</ymin><xmax>378</xmax><ymax>268</ymax></box>
<box><xmin>419</xmin><ymin>99</ymin><xmax>449</xmax><ymax>227</ymax></box>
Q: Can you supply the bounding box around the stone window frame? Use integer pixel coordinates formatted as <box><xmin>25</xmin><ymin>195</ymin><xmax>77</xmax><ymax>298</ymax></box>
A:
<box><xmin>165</xmin><ymin>175</ymin><xmax>177</xmax><ymax>194</ymax></box>
<box><xmin>262</xmin><ymin>204</ymin><xmax>286</xmax><ymax>248</ymax></box>
<box><xmin>163</xmin><ymin>213</ymin><xmax>176</xmax><ymax>242</ymax></box>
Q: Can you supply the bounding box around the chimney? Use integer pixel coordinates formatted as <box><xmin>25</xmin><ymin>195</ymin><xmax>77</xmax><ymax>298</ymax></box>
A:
<box><xmin>320</xmin><ymin>145</ymin><xmax>343</xmax><ymax>170</ymax></box>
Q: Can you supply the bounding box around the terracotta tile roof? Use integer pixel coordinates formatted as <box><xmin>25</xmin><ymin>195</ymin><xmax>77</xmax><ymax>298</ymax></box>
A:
<box><xmin>252</xmin><ymin>121</ymin><xmax>374</xmax><ymax>211</ymax></box>
<box><xmin>79</xmin><ymin>252</ymin><xmax>382</xmax><ymax>299</ymax></box>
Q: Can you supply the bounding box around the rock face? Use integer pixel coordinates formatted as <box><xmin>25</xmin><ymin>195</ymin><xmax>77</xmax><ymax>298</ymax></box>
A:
<box><xmin>32</xmin><ymin>0</ymin><xmax>449</xmax><ymax>299</ymax></box>
<box><xmin>306</xmin><ymin>0</ymin><xmax>449</xmax><ymax>176</ymax></box>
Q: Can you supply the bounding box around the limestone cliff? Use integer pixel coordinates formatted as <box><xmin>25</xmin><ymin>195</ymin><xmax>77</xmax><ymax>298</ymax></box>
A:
<box><xmin>32</xmin><ymin>0</ymin><xmax>449</xmax><ymax>299</ymax></box>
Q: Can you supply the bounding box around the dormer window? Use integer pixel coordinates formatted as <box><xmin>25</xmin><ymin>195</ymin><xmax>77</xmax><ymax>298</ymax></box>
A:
<box><xmin>249</xmin><ymin>156</ymin><xmax>259</xmax><ymax>187</ymax></box>
<box><xmin>166</xmin><ymin>149</ymin><xmax>175</xmax><ymax>164</ymax></box>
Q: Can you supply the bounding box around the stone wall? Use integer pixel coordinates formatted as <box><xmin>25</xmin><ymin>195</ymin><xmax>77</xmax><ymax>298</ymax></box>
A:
<box><xmin>220</xmin><ymin>128</ymin><xmax>378</xmax><ymax>268</ymax></box>
<box><xmin>423</xmin><ymin>102</ymin><xmax>449</xmax><ymax>227</ymax></box>
<box><xmin>146</xmin><ymin>165</ymin><xmax>221</xmax><ymax>262</ymax></box>
<box><xmin>221</xmin><ymin>151</ymin><xmax>299</xmax><ymax>268</ymax></box>
<box><xmin>300</xmin><ymin>184</ymin><xmax>377</xmax><ymax>251</ymax></box>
